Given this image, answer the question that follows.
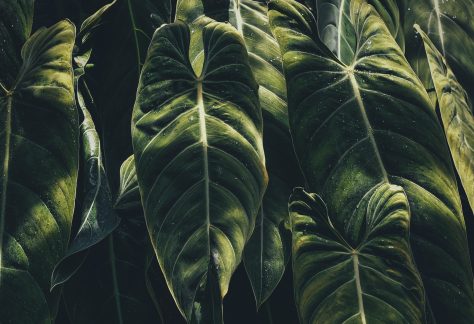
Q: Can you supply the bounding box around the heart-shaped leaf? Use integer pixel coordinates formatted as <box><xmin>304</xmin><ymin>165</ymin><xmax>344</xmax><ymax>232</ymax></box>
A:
<box><xmin>289</xmin><ymin>184</ymin><xmax>425</xmax><ymax>323</ymax></box>
<box><xmin>176</xmin><ymin>0</ymin><xmax>302</xmax><ymax>306</ymax></box>
<box><xmin>132</xmin><ymin>21</ymin><xmax>267</xmax><ymax>322</ymax></box>
<box><xmin>269</xmin><ymin>0</ymin><xmax>474</xmax><ymax>321</ymax></box>
<box><xmin>0</xmin><ymin>19</ymin><xmax>78</xmax><ymax>322</ymax></box>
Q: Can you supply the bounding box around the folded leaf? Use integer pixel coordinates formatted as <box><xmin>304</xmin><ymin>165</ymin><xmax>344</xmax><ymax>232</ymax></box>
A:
<box><xmin>416</xmin><ymin>25</ymin><xmax>474</xmax><ymax>216</ymax></box>
<box><xmin>269</xmin><ymin>0</ymin><xmax>474</xmax><ymax>321</ymax></box>
<box><xmin>289</xmin><ymin>184</ymin><xmax>425</xmax><ymax>323</ymax></box>
<box><xmin>0</xmin><ymin>20</ymin><xmax>78</xmax><ymax>322</ymax></box>
<box><xmin>177</xmin><ymin>0</ymin><xmax>301</xmax><ymax>305</ymax></box>
<box><xmin>132</xmin><ymin>21</ymin><xmax>267</xmax><ymax>322</ymax></box>
<box><xmin>50</xmin><ymin>84</ymin><xmax>120</xmax><ymax>289</ymax></box>
<box><xmin>401</xmin><ymin>0</ymin><xmax>474</xmax><ymax>101</ymax></box>
<box><xmin>115</xmin><ymin>155</ymin><xmax>140</xmax><ymax>211</ymax></box>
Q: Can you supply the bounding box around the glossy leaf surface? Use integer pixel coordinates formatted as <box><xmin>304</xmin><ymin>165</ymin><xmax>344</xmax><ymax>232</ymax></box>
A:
<box><xmin>176</xmin><ymin>0</ymin><xmax>301</xmax><ymax>305</ymax></box>
<box><xmin>401</xmin><ymin>0</ymin><xmax>474</xmax><ymax>100</ymax></box>
<box><xmin>0</xmin><ymin>20</ymin><xmax>78</xmax><ymax>322</ymax></box>
<box><xmin>269</xmin><ymin>0</ymin><xmax>474</xmax><ymax>321</ymax></box>
<box><xmin>289</xmin><ymin>184</ymin><xmax>424</xmax><ymax>323</ymax></box>
<box><xmin>132</xmin><ymin>21</ymin><xmax>267</xmax><ymax>322</ymax></box>
<box><xmin>416</xmin><ymin>25</ymin><xmax>474</xmax><ymax>215</ymax></box>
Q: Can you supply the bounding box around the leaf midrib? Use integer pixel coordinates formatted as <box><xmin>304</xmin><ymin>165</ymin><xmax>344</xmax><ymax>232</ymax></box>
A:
<box><xmin>0</xmin><ymin>93</ymin><xmax>12</xmax><ymax>279</ymax></box>
<box><xmin>197</xmin><ymin>80</ymin><xmax>211</xmax><ymax>258</ymax></box>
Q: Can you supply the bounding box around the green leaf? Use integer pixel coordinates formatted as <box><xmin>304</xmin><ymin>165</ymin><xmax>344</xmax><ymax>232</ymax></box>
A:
<box><xmin>115</xmin><ymin>155</ymin><xmax>140</xmax><ymax>211</ymax></box>
<box><xmin>50</xmin><ymin>82</ymin><xmax>120</xmax><ymax>289</ymax></box>
<box><xmin>50</xmin><ymin>2</ymin><xmax>121</xmax><ymax>289</ymax></box>
<box><xmin>269</xmin><ymin>0</ymin><xmax>474</xmax><ymax>321</ymax></box>
<box><xmin>0</xmin><ymin>0</ymin><xmax>34</xmax><ymax>87</ymax></box>
<box><xmin>0</xmin><ymin>20</ymin><xmax>78</xmax><ymax>323</ymax></box>
<box><xmin>60</xmin><ymin>214</ymin><xmax>163</xmax><ymax>324</ymax></box>
<box><xmin>289</xmin><ymin>183</ymin><xmax>425</xmax><ymax>323</ymax></box>
<box><xmin>401</xmin><ymin>0</ymin><xmax>474</xmax><ymax>101</ymax></box>
<box><xmin>132</xmin><ymin>21</ymin><xmax>267</xmax><ymax>322</ymax></box>
<box><xmin>302</xmin><ymin>0</ymin><xmax>403</xmax><ymax>64</ymax></box>
<box><xmin>416</xmin><ymin>25</ymin><xmax>474</xmax><ymax>216</ymax></box>
<box><xmin>176</xmin><ymin>0</ymin><xmax>302</xmax><ymax>306</ymax></box>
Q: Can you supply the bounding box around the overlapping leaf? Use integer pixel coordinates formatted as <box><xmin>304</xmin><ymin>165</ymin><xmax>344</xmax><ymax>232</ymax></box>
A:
<box><xmin>401</xmin><ymin>0</ymin><xmax>474</xmax><ymax>101</ymax></box>
<box><xmin>269</xmin><ymin>0</ymin><xmax>474</xmax><ymax>321</ymax></box>
<box><xmin>50</xmin><ymin>2</ymin><xmax>121</xmax><ymax>289</ymax></box>
<box><xmin>416</xmin><ymin>25</ymin><xmax>474</xmax><ymax>215</ymax></box>
<box><xmin>176</xmin><ymin>0</ymin><xmax>301</xmax><ymax>305</ymax></box>
<box><xmin>0</xmin><ymin>20</ymin><xmax>78</xmax><ymax>323</ymax></box>
<box><xmin>132</xmin><ymin>21</ymin><xmax>267</xmax><ymax>322</ymax></box>
<box><xmin>289</xmin><ymin>184</ymin><xmax>424</xmax><ymax>323</ymax></box>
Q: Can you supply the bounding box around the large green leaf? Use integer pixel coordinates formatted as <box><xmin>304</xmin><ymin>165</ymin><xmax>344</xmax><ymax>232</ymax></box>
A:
<box><xmin>269</xmin><ymin>0</ymin><xmax>474</xmax><ymax>322</ymax></box>
<box><xmin>51</xmin><ymin>1</ymin><xmax>121</xmax><ymax>289</ymax></box>
<box><xmin>416</xmin><ymin>25</ymin><xmax>474</xmax><ymax>215</ymax></box>
<box><xmin>289</xmin><ymin>183</ymin><xmax>425</xmax><ymax>323</ymax></box>
<box><xmin>59</xmin><ymin>213</ymin><xmax>162</xmax><ymax>324</ymax></box>
<box><xmin>176</xmin><ymin>0</ymin><xmax>301</xmax><ymax>305</ymax></box>
<box><xmin>51</xmin><ymin>82</ymin><xmax>120</xmax><ymax>289</ymax></box>
<box><xmin>132</xmin><ymin>21</ymin><xmax>267</xmax><ymax>322</ymax></box>
<box><xmin>401</xmin><ymin>0</ymin><xmax>474</xmax><ymax>100</ymax></box>
<box><xmin>0</xmin><ymin>20</ymin><xmax>78</xmax><ymax>323</ymax></box>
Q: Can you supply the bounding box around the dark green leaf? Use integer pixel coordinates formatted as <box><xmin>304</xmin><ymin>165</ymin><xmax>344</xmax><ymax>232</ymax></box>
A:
<box><xmin>289</xmin><ymin>184</ymin><xmax>425</xmax><ymax>323</ymax></box>
<box><xmin>269</xmin><ymin>0</ymin><xmax>474</xmax><ymax>321</ymax></box>
<box><xmin>132</xmin><ymin>21</ymin><xmax>267</xmax><ymax>322</ymax></box>
<box><xmin>0</xmin><ymin>20</ymin><xmax>78</xmax><ymax>323</ymax></box>
<box><xmin>401</xmin><ymin>0</ymin><xmax>474</xmax><ymax>101</ymax></box>
<box><xmin>50</xmin><ymin>83</ymin><xmax>120</xmax><ymax>289</ymax></box>
<box><xmin>416</xmin><ymin>25</ymin><xmax>474</xmax><ymax>216</ymax></box>
<box><xmin>0</xmin><ymin>0</ymin><xmax>34</xmax><ymax>87</ymax></box>
<box><xmin>115</xmin><ymin>155</ymin><xmax>140</xmax><ymax>211</ymax></box>
<box><xmin>177</xmin><ymin>0</ymin><xmax>302</xmax><ymax>306</ymax></box>
<box><xmin>83</xmin><ymin>0</ymin><xmax>177</xmax><ymax>193</ymax></box>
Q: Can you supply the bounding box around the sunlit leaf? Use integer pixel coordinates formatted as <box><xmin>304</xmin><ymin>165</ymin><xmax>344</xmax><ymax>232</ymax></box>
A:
<box><xmin>0</xmin><ymin>20</ymin><xmax>78</xmax><ymax>322</ymax></box>
<box><xmin>416</xmin><ymin>25</ymin><xmax>474</xmax><ymax>216</ymax></box>
<box><xmin>132</xmin><ymin>21</ymin><xmax>267</xmax><ymax>322</ymax></box>
<box><xmin>289</xmin><ymin>184</ymin><xmax>425</xmax><ymax>323</ymax></box>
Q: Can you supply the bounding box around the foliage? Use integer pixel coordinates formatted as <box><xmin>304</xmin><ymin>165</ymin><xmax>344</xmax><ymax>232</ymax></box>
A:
<box><xmin>1</xmin><ymin>0</ymin><xmax>474</xmax><ymax>323</ymax></box>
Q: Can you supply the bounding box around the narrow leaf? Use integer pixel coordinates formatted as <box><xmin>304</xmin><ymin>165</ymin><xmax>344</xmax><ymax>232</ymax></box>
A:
<box><xmin>50</xmin><ymin>83</ymin><xmax>120</xmax><ymax>289</ymax></box>
<box><xmin>416</xmin><ymin>25</ymin><xmax>474</xmax><ymax>215</ymax></box>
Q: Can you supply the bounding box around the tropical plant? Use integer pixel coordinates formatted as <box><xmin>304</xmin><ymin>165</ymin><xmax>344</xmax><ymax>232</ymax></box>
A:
<box><xmin>1</xmin><ymin>0</ymin><xmax>474</xmax><ymax>323</ymax></box>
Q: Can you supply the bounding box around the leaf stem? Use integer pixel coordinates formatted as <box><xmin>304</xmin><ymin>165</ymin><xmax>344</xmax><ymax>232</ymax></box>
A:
<box><xmin>265</xmin><ymin>301</ymin><xmax>274</xmax><ymax>324</ymax></box>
